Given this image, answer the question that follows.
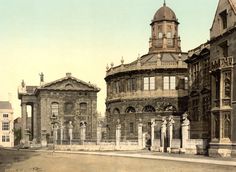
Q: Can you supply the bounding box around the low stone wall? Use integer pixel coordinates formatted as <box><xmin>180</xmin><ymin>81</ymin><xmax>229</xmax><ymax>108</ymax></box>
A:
<box><xmin>55</xmin><ymin>141</ymin><xmax>141</xmax><ymax>151</ymax></box>
<box><xmin>185</xmin><ymin>139</ymin><xmax>208</xmax><ymax>154</ymax></box>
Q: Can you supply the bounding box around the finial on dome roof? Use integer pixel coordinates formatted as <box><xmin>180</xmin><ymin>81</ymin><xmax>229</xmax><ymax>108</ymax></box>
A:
<box><xmin>121</xmin><ymin>56</ymin><xmax>124</xmax><ymax>64</ymax></box>
<box><xmin>164</xmin><ymin>0</ymin><xmax>166</xmax><ymax>6</ymax></box>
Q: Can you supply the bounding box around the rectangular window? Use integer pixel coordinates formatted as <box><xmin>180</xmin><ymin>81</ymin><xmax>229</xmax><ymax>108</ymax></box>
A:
<box><xmin>170</xmin><ymin>76</ymin><xmax>176</xmax><ymax>90</ymax></box>
<box><xmin>2</xmin><ymin>135</ymin><xmax>10</xmax><ymax>142</ymax></box>
<box><xmin>130</xmin><ymin>123</ymin><xmax>134</xmax><ymax>134</ymax></box>
<box><xmin>143</xmin><ymin>77</ymin><xmax>155</xmax><ymax>90</ymax></box>
<box><xmin>2</xmin><ymin>122</ymin><xmax>9</xmax><ymax>130</ymax></box>
<box><xmin>127</xmin><ymin>78</ymin><xmax>136</xmax><ymax>92</ymax></box>
<box><xmin>3</xmin><ymin>114</ymin><xmax>8</xmax><ymax>118</ymax></box>
<box><xmin>164</xmin><ymin>76</ymin><xmax>176</xmax><ymax>90</ymax></box>
<box><xmin>149</xmin><ymin>77</ymin><xmax>155</xmax><ymax>90</ymax></box>
<box><xmin>164</xmin><ymin>77</ymin><xmax>169</xmax><ymax>90</ymax></box>
<box><xmin>220</xmin><ymin>10</ymin><xmax>227</xmax><ymax>29</ymax></box>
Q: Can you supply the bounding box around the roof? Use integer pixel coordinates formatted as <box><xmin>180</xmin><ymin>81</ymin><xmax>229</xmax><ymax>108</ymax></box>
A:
<box><xmin>129</xmin><ymin>52</ymin><xmax>188</xmax><ymax>66</ymax></box>
<box><xmin>39</xmin><ymin>74</ymin><xmax>100</xmax><ymax>92</ymax></box>
<box><xmin>152</xmin><ymin>3</ymin><xmax>178</xmax><ymax>24</ymax></box>
<box><xmin>0</xmin><ymin>101</ymin><xmax>12</xmax><ymax>109</ymax></box>
<box><xmin>229</xmin><ymin>0</ymin><xmax>236</xmax><ymax>13</ymax></box>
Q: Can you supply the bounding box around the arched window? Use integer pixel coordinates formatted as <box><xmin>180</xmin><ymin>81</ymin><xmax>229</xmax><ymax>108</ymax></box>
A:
<box><xmin>164</xmin><ymin>105</ymin><xmax>176</xmax><ymax>112</ymax></box>
<box><xmin>51</xmin><ymin>102</ymin><xmax>59</xmax><ymax>117</ymax></box>
<box><xmin>143</xmin><ymin>105</ymin><xmax>156</xmax><ymax>113</ymax></box>
<box><xmin>80</xmin><ymin>103</ymin><xmax>87</xmax><ymax>115</ymax></box>
<box><xmin>113</xmin><ymin>108</ymin><xmax>120</xmax><ymax>115</ymax></box>
<box><xmin>125</xmin><ymin>107</ymin><xmax>136</xmax><ymax>113</ymax></box>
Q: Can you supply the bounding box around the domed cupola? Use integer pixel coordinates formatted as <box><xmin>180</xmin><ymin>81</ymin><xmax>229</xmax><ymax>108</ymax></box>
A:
<box><xmin>152</xmin><ymin>3</ymin><xmax>178</xmax><ymax>24</ymax></box>
<box><xmin>149</xmin><ymin>2</ymin><xmax>181</xmax><ymax>53</ymax></box>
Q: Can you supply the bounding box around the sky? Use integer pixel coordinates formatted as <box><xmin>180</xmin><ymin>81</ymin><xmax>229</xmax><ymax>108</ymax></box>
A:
<box><xmin>0</xmin><ymin>0</ymin><xmax>218</xmax><ymax>118</ymax></box>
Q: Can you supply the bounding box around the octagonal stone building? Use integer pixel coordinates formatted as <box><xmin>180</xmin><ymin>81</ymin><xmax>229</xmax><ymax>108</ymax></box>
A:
<box><xmin>105</xmin><ymin>3</ymin><xmax>189</xmax><ymax>142</ymax></box>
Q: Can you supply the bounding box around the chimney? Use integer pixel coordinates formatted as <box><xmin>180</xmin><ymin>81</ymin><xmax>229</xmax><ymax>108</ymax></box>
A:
<box><xmin>39</xmin><ymin>72</ymin><xmax>45</xmax><ymax>86</ymax></box>
<box><xmin>66</xmin><ymin>73</ymin><xmax>72</xmax><ymax>77</ymax></box>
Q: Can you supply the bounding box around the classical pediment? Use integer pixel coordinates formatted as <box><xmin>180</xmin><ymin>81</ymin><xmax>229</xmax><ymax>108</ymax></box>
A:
<box><xmin>38</xmin><ymin>76</ymin><xmax>100</xmax><ymax>92</ymax></box>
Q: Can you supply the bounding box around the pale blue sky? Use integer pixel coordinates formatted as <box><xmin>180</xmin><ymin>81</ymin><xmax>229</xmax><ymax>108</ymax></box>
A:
<box><xmin>0</xmin><ymin>0</ymin><xmax>218</xmax><ymax>117</ymax></box>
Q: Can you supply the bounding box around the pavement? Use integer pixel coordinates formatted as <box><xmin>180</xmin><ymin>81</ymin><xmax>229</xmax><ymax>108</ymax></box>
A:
<box><xmin>3</xmin><ymin>148</ymin><xmax>236</xmax><ymax>167</ymax></box>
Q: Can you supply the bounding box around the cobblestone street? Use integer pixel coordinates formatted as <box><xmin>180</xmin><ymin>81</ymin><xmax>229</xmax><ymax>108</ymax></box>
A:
<box><xmin>0</xmin><ymin>149</ymin><xmax>236</xmax><ymax>172</ymax></box>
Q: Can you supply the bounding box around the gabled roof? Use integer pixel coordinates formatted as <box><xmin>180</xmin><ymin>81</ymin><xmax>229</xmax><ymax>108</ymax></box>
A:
<box><xmin>38</xmin><ymin>74</ymin><xmax>100</xmax><ymax>92</ymax></box>
<box><xmin>0</xmin><ymin>101</ymin><xmax>12</xmax><ymax>109</ymax></box>
<box><xmin>211</xmin><ymin>0</ymin><xmax>236</xmax><ymax>30</ymax></box>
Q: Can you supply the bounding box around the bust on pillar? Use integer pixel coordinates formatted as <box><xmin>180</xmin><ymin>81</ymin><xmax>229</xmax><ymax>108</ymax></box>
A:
<box><xmin>80</xmin><ymin>121</ymin><xmax>86</xmax><ymax>145</ymax></box>
<box><xmin>181</xmin><ymin>112</ymin><xmax>190</xmax><ymax>153</ymax></box>
<box><xmin>68</xmin><ymin>121</ymin><xmax>73</xmax><ymax>145</ymax></box>
<box><xmin>167</xmin><ymin>115</ymin><xmax>175</xmax><ymax>153</ymax></box>
<box><xmin>151</xmin><ymin>119</ymin><xmax>156</xmax><ymax>151</ymax></box>
<box><xmin>160</xmin><ymin>117</ymin><xmax>167</xmax><ymax>152</ymax></box>
<box><xmin>138</xmin><ymin>118</ymin><xmax>143</xmax><ymax>148</ymax></box>
<box><xmin>116</xmin><ymin>119</ymin><xmax>121</xmax><ymax>147</ymax></box>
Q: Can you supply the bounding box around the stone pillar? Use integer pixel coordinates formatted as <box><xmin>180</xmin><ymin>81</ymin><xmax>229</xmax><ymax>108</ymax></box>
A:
<box><xmin>151</xmin><ymin>119</ymin><xmax>156</xmax><ymax>150</ymax></box>
<box><xmin>116</xmin><ymin>120</ymin><xmax>121</xmax><ymax>147</ymax></box>
<box><xmin>68</xmin><ymin>121</ymin><xmax>73</xmax><ymax>145</ymax></box>
<box><xmin>60</xmin><ymin>122</ymin><xmax>64</xmax><ymax>145</ymax></box>
<box><xmin>80</xmin><ymin>121</ymin><xmax>86</xmax><ymax>145</ymax></box>
<box><xmin>167</xmin><ymin>116</ymin><xmax>175</xmax><ymax>153</ymax></box>
<box><xmin>33</xmin><ymin>103</ymin><xmax>38</xmax><ymax>141</ymax></box>
<box><xmin>160</xmin><ymin>117</ymin><xmax>167</xmax><ymax>152</ymax></box>
<box><xmin>53</xmin><ymin>124</ymin><xmax>58</xmax><ymax>145</ymax></box>
<box><xmin>97</xmin><ymin>121</ymin><xmax>102</xmax><ymax>144</ymax></box>
<box><xmin>21</xmin><ymin>103</ymin><xmax>27</xmax><ymax>142</ymax></box>
<box><xmin>138</xmin><ymin>118</ymin><xmax>143</xmax><ymax>148</ymax></box>
<box><xmin>41</xmin><ymin>129</ymin><xmax>47</xmax><ymax>147</ymax></box>
<box><xmin>181</xmin><ymin>112</ymin><xmax>190</xmax><ymax>153</ymax></box>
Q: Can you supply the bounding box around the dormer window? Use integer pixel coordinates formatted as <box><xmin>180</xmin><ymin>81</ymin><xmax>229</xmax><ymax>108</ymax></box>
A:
<box><xmin>220</xmin><ymin>10</ymin><xmax>227</xmax><ymax>29</ymax></box>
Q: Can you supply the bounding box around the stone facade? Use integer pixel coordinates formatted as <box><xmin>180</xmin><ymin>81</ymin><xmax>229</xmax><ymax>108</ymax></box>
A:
<box><xmin>105</xmin><ymin>3</ymin><xmax>188</xmax><ymax>150</ymax></box>
<box><xmin>187</xmin><ymin>0</ymin><xmax>236</xmax><ymax>157</ymax></box>
<box><xmin>186</xmin><ymin>43</ymin><xmax>211</xmax><ymax>139</ymax></box>
<box><xmin>209</xmin><ymin>0</ymin><xmax>236</xmax><ymax>157</ymax></box>
<box><xmin>18</xmin><ymin>73</ymin><xmax>100</xmax><ymax>145</ymax></box>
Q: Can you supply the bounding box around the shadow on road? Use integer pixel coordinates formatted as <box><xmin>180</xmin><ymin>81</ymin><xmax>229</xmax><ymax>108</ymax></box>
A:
<box><xmin>0</xmin><ymin>148</ymin><xmax>41</xmax><ymax>172</ymax></box>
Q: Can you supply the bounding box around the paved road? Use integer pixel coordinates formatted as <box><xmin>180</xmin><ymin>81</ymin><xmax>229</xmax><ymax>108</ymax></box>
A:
<box><xmin>0</xmin><ymin>149</ymin><xmax>235</xmax><ymax>172</ymax></box>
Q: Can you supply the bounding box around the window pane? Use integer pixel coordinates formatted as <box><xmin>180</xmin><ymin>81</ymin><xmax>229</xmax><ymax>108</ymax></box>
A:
<box><xmin>144</xmin><ymin>77</ymin><xmax>149</xmax><ymax>90</ymax></box>
<box><xmin>170</xmin><ymin>76</ymin><xmax>176</xmax><ymax>90</ymax></box>
<box><xmin>164</xmin><ymin>77</ymin><xmax>169</xmax><ymax>90</ymax></box>
<box><xmin>2</xmin><ymin>122</ymin><xmax>9</xmax><ymax>130</ymax></box>
<box><xmin>184</xmin><ymin>77</ymin><xmax>188</xmax><ymax>90</ymax></box>
<box><xmin>150</xmin><ymin>77</ymin><xmax>155</xmax><ymax>90</ymax></box>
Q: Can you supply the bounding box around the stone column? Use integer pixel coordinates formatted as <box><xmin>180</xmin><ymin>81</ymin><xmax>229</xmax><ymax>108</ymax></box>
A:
<box><xmin>138</xmin><ymin>118</ymin><xmax>143</xmax><ymax>148</ymax></box>
<box><xmin>53</xmin><ymin>124</ymin><xmax>58</xmax><ymax>144</ymax></box>
<box><xmin>97</xmin><ymin>121</ymin><xmax>102</xmax><ymax>144</ymax></box>
<box><xmin>181</xmin><ymin>112</ymin><xmax>190</xmax><ymax>153</ymax></box>
<box><xmin>80</xmin><ymin>121</ymin><xmax>86</xmax><ymax>145</ymax></box>
<box><xmin>60</xmin><ymin>122</ymin><xmax>64</xmax><ymax>145</ymax></box>
<box><xmin>21</xmin><ymin>103</ymin><xmax>28</xmax><ymax>143</ymax></box>
<box><xmin>151</xmin><ymin>119</ymin><xmax>156</xmax><ymax>150</ymax></box>
<box><xmin>68</xmin><ymin>121</ymin><xmax>73</xmax><ymax>145</ymax></box>
<box><xmin>33</xmin><ymin>103</ymin><xmax>38</xmax><ymax>141</ymax></box>
<box><xmin>160</xmin><ymin>117</ymin><xmax>167</xmax><ymax>152</ymax></box>
<box><xmin>116</xmin><ymin>120</ymin><xmax>121</xmax><ymax>147</ymax></box>
<box><xmin>167</xmin><ymin>116</ymin><xmax>175</xmax><ymax>153</ymax></box>
<box><xmin>41</xmin><ymin>129</ymin><xmax>47</xmax><ymax>147</ymax></box>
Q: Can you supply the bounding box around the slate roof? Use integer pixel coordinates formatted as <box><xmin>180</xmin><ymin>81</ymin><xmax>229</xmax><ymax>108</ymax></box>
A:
<box><xmin>0</xmin><ymin>101</ymin><xmax>12</xmax><ymax>109</ymax></box>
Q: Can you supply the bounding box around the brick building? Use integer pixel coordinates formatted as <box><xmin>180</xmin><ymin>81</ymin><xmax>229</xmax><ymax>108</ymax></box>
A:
<box><xmin>105</xmin><ymin>3</ymin><xmax>188</xmax><ymax>142</ymax></box>
<box><xmin>18</xmin><ymin>73</ymin><xmax>100</xmax><ymax>144</ymax></box>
